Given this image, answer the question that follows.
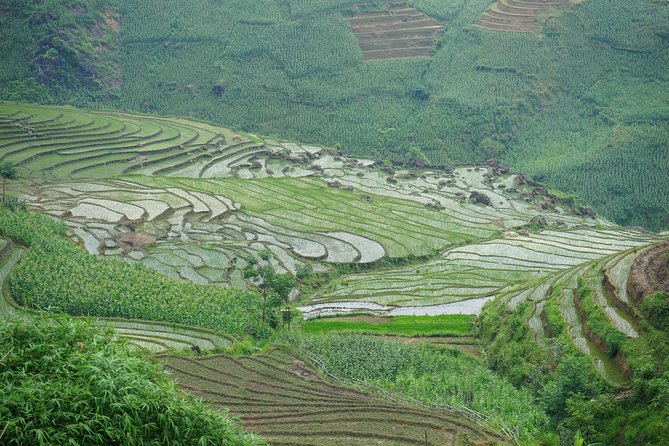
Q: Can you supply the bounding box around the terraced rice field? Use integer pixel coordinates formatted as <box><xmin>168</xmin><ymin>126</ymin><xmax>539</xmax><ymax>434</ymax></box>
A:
<box><xmin>493</xmin><ymin>236</ymin><xmax>669</xmax><ymax>383</ymax></box>
<box><xmin>160</xmin><ymin>348</ymin><xmax>510</xmax><ymax>445</ymax></box>
<box><xmin>0</xmin><ymin>102</ymin><xmax>266</xmax><ymax>179</ymax></box>
<box><xmin>474</xmin><ymin>0</ymin><xmax>577</xmax><ymax>32</ymax></box>
<box><xmin>21</xmin><ymin>169</ymin><xmax>602</xmax><ymax>290</ymax></box>
<box><xmin>343</xmin><ymin>6</ymin><xmax>446</xmax><ymax>60</ymax></box>
<box><xmin>4</xmin><ymin>102</ymin><xmax>666</xmax><ymax>322</ymax></box>
<box><xmin>302</xmin><ymin>228</ymin><xmax>664</xmax><ymax>318</ymax></box>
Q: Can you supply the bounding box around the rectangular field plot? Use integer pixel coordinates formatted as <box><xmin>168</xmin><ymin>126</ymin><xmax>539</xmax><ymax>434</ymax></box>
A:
<box><xmin>343</xmin><ymin>5</ymin><xmax>446</xmax><ymax>60</ymax></box>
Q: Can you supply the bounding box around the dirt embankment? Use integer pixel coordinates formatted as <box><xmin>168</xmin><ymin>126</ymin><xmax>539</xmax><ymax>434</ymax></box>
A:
<box><xmin>628</xmin><ymin>241</ymin><xmax>669</xmax><ymax>302</ymax></box>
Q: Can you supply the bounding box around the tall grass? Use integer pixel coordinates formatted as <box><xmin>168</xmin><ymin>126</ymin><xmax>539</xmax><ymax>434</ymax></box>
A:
<box><xmin>0</xmin><ymin>315</ymin><xmax>265</xmax><ymax>445</ymax></box>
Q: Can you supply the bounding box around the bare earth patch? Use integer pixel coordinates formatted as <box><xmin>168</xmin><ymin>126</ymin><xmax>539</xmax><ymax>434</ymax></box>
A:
<box><xmin>160</xmin><ymin>348</ymin><xmax>509</xmax><ymax>445</ymax></box>
<box><xmin>628</xmin><ymin>240</ymin><xmax>669</xmax><ymax>301</ymax></box>
<box><xmin>114</xmin><ymin>231</ymin><xmax>156</xmax><ymax>252</ymax></box>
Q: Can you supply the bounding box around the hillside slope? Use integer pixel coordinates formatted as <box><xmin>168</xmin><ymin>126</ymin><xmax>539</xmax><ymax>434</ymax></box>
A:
<box><xmin>7</xmin><ymin>102</ymin><xmax>665</xmax><ymax>319</ymax></box>
<box><xmin>1</xmin><ymin>0</ymin><xmax>667</xmax><ymax>229</ymax></box>
<box><xmin>2</xmin><ymin>101</ymin><xmax>668</xmax><ymax>444</ymax></box>
<box><xmin>478</xmin><ymin>239</ymin><xmax>669</xmax><ymax>444</ymax></box>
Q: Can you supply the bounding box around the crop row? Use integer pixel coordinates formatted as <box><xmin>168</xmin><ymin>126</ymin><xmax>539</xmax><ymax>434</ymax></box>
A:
<box><xmin>0</xmin><ymin>102</ymin><xmax>269</xmax><ymax>180</ymax></box>
<box><xmin>0</xmin><ymin>235</ymin><xmax>232</xmax><ymax>352</ymax></box>
<box><xmin>159</xmin><ymin>347</ymin><xmax>506</xmax><ymax>445</ymax></box>
<box><xmin>0</xmin><ymin>209</ymin><xmax>269</xmax><ymax>339</ymax></box>
<box><xmin>474</xmin><ymin>0</ymin><xmax>576</xmax><ymax>32</ymax></box>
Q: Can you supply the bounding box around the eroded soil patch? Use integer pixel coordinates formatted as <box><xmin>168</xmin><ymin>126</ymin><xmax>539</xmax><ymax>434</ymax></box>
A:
<box><xmin>629</xmin><ymin>240</ymin><xmax>669</xmax><ymax>301</ymax></box>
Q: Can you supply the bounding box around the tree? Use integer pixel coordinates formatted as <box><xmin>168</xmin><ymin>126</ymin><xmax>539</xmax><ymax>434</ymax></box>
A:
<box><xmin>270</xmin><ymin>273</ymin><xmax>296</xmax><ymax>329</ymax></box>
<box><xmin>243</xmin><ymin>254</ymin><xmax>295</xmax><ymax>328</ymax></box>
<box><xmin>0</xmin><ymin>162</ymin><xmax>19</xmax><ymax>202</ymax></box>
<box><xmin>411</xmin><ymin>84</ymin><xmax>430</xmax><ymax>101</ymax></box>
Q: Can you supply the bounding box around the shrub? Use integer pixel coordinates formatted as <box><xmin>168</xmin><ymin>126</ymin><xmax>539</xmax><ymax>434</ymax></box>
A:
<box><xmin>640</xmin><ymin>292</ymin><xmax>669</xmax><ymax>332</ymax></box>
<box><xmin>0</xmin><ymin>316</ymin><xmax>265</xmax><ymax>446</ymax></box>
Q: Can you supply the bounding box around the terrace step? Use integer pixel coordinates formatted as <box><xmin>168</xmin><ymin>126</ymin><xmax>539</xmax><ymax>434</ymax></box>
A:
<box><xmin>573</xmin><ymin>281</ymin><xmax>631</xmax><ymax>384</ymax></box>
<box><xmin>350</xmin><ymin>19</ymin><xmax>439</xmax><ymax>33</ymax></box>
<box><xmin>346</xmin><ymin>13</ymin><xmax>426</xmax><ymax>25</ymax></box>
<box><xmin>477</xmin><ymin>14</ymin><xmax>539</xmax><ymax>28</ymax></box>
<box><xmin>355</xmin><ymin>26</ymin><xmax>443</xmax><ymax>40</ymax></box>
<box><xmin>344</xmin><ymin>5</ymin><xmax>444</xmax><ymax>61</ymax></box>
<box><xmin>363</xmin><ymin>47</ymin><xmax>435</xmax><ymax>60</ymax></box>
<box><xmin>602</xmin><ymin>250</ymin><xmax>642</xmax><ymax>325</ymax></box>
<box><xmin>496</xmin><ymin>0</ymin><xmax>542</xmax><ymax>16</ymax></box>
<box><xmin>486</xmin><ymin>6</ymin><xmax>538</xmax><ymax>21</ymax></box>
<box><xmin>360</xmin><ymin>37</ymin><xmax>438</xmax><ymax>51</ymax></box>
<box><xmin>473</xmin><ymin>20</ymin><xmax>537</xmax><ymax>32</ymax></box>
<box><xmin>161</xmin><ymin>348</ymin><xmax>511</xmax><ymax>445</ymax></box>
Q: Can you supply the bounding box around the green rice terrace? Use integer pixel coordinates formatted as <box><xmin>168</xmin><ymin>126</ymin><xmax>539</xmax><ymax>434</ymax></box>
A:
<box><xmin>1</xmin><ymin>101</ymin><xmax>668</xmax><ymax>445</ymax></box>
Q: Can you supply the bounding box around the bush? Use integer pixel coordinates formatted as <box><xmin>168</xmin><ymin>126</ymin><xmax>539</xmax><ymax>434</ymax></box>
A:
<box><xmin>0</xmin><ymin>316</ymin><xmax>265</xmax><ymax>446</ymax></box>
<box><xmin>0</xmin><ymin>197</ymin><xmax>27</xmax><ymax>212</ymax></box>
<box><xmin>640</xmin><ymin>292</ymin><xmax>669</xmax><ymax>332</ymax></box>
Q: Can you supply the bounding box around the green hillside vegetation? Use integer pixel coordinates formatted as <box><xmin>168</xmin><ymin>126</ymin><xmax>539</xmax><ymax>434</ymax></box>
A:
<box><xmin>478</xmin><ymin>255</ymin><xmax>669</xmax><ymax>444</ymax></box>
<box><xmin>1</xmin><ymin>0</ymin><xmax>667</xmax><ymax>229</ymax></box>
<box><xmin>0</xmin><ymin>316</ymin><xmax>264</xmax><ymax>446</ymax></box>
<box><xmin>0</xmin><ymin>99</ymin><xmax>667</xmax><ymax>444</ymax></box>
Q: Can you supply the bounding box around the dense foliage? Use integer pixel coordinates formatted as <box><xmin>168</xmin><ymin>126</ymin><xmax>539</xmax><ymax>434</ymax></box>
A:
<box><xmin>0</xmin><ymin>209</ymin><xmax>270</xmax><ymax>338</ymax></box>
<box><xmin>0</xmin><ymin>316</ymin><xmax>264</xmax><ymax>445</ymax></box>
<box><xmin>1</xmin><ymin>0</ymin><xmax>667</xmax><ymax>229</ymax></box>
<box><xmin>478</xmin><ymin>290</ymin><xmax>669</xmax><ymax>445</ymax></box>
<box><xmin>640</xmin><ymin>291</ymin><xmax>669</xmax><ymax>332</ymax></box>
<box><xmin>288</xmin><ymin>333</ymin><xmax>551</xmax><ymax>444</ymax></box>
<box><xmin>0</xmin><ymin>0</ymin><xmax>122</xmax><ymax>98</ymax></box>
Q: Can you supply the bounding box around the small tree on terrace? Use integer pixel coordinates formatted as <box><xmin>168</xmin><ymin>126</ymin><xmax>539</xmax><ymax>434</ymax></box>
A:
<box><xmin>244</xmin><ymin>249</ymin><xmax>296</xmax><ymax>328</ymax></box>
<box><xmin>270</xmin><ymin>273</ymin><xmax>296</xmax><ymax>329</ymax></box>
<box><xmin>0</xmin><ymin>162</ymin><xmax>19</xmax><ymax>202</ymax></box>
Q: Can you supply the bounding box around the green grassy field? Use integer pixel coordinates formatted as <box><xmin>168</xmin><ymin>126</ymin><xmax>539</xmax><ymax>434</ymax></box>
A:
<box><xmin>300</xmin><ymin>314</ymin><xmax>475</xmax><ymax>336</ymax></box>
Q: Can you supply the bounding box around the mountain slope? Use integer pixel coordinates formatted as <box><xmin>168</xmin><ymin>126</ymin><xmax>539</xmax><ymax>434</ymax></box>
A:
<box><xmin>1</xmin><ymin>0</ymin><xmax>667</xmax><ymax>229</ymax></box>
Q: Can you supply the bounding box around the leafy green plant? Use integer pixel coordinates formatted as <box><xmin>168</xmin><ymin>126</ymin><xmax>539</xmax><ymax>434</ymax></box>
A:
<box><xmin>640</xmin><ymin>292</ymin><xmax>669</xmax><ymax>332</ymax></box>
<box><xmin>0</xmin><ymin>315</ymin><xmax>265</xmax><ymax>445</ymax></box>
<box><xmin>0</xmin><ymin>162</ymin><xmax>18</xmax><ymax>201</ymax></box>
